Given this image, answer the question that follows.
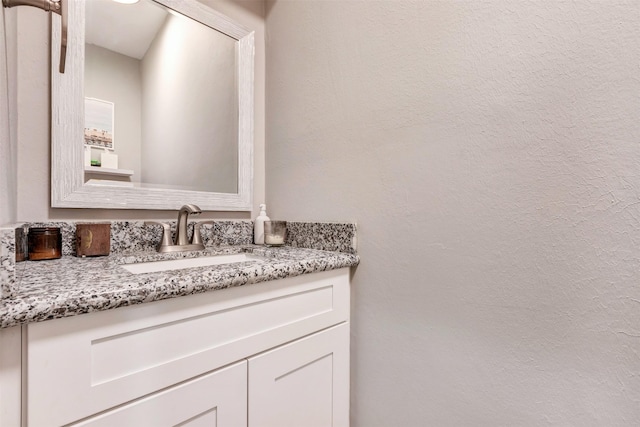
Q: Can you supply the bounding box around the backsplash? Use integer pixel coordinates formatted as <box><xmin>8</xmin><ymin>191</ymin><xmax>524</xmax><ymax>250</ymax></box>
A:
<box><xmin>14</xmin><ymin>221</ymin><xmax>254</xmax><ymax>257</ymax></box>
<box><xmin>0</xmin><ymin>228</ymin><xmax>16</xmax><ymax>299</ymax></box>
<box><xmin>285</xmin><ymin>222</ymin><xmax>357</xmax><ymax>255</ymax></box>
<box><xmin>1</xmin><ymin>220</ymin><xmax>357</xmax><ymax>299</ymax></box>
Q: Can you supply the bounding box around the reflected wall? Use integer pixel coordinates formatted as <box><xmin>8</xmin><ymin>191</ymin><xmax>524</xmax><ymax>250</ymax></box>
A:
<box><xmin>140</xmin><ymin>13</ymin><xmax>238</xmax><ymax>192</ymax></box>
<box><xmin>84</xmin><ymin>0</ymin><xmax>238</xmax><ymax>193</ymax></box>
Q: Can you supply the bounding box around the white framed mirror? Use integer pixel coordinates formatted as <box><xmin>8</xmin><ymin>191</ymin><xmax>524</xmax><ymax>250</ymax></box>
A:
<box><xmin>51</xmin><ymin>0</ymin><xmax>254</xmax><ymax>211</ymax></box>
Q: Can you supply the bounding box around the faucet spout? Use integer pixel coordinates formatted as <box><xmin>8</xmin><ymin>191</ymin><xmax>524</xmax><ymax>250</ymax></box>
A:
<box><xmin>175</xmin><ymin>204</ymin><xmax>202</xmax><ymax>245</ymax></box>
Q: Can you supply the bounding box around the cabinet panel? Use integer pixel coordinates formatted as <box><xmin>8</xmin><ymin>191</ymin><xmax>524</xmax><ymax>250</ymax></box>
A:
<box><xmin>90</xmin><ymin>283</ymin><xmax>334</xmax><ymax>386</ymax></box>
<box><xmin>27</xmin><ymin>268</ymin><xmax>350</xmax><ymax>427</ymax></box>
<box><xmin>0</xmin><ymin>326</ymin><xmax>21</xmax><ymax>427</ymax></box>
<box><xmin>248</xmin><ymin>323</ymin><xmax>350</xmax><ymax>427</ymax></box>
<box><xmin>71</xmin><ymin>360</ymin><xmax>247</xmax><ymax>427</ymax></box>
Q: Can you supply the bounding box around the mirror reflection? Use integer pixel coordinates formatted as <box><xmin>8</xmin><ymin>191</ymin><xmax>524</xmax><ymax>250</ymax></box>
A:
<box><xmin>84</xmin><ymin>0</ymin><xmax>238</xmax><ymax>193</ymax></box>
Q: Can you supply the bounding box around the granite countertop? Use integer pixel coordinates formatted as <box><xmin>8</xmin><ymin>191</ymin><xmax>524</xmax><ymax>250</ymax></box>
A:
<box><xmin>0</xmin><ymin>245</ymin><xmax>359</xmax><ymax>329</ymax></box>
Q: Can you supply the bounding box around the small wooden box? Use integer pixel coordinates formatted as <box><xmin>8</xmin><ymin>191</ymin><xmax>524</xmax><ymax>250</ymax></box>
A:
<box><xmin>75</xmin><ymin>223</ymin><xmax>110</xmax><ymax>257</ymax></box>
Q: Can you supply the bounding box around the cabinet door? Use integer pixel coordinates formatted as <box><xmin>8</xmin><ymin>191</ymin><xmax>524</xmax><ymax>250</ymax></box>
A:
<box><xmin>71</xmin><ymin>360</ymin><xmax>247</xmax><ymax>427</ymax></box>
<box><xmin>248</xmin><ymin>323</ymin><xmax>349</xmax><ymax>427</ymax></box>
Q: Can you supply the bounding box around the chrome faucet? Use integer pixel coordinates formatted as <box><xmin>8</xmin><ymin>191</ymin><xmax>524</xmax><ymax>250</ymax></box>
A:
<box><xmin>145</xmin><ymin>204</ymin><xmax>212</xmax><ymax>253</ymax></box>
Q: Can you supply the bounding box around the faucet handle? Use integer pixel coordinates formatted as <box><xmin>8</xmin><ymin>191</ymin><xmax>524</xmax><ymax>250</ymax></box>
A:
<box><xmin>192</xmin><ymin>220</ymin><xmax>214</xmax><ymax>246</ymax></box>
<box><xmin>144</xmin><ymin>221</ymin><xmax>173</xmax><ymax>250</ymax></box>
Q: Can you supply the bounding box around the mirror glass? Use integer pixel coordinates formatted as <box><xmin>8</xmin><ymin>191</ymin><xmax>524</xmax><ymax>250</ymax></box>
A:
<box><xmin>84</xmin><ymin>0</ymin><xmax>238</xmax><ymax>193</ymax></box>
<box><xmin>51</xmin><ymin>0</ymin><xmax>253</xmax><ymax>211</ymax></box>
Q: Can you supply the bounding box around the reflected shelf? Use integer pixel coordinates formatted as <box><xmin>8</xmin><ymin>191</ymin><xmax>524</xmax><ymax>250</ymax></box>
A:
<box><xmin>85</xmin><ymin>179</ymin><xmax>134</xmax><ymax>187</ymax></box>
<box><xmin>84</xmin><ymin>166</ymin><xmax>134</xmax><ymax>177</ymax></box>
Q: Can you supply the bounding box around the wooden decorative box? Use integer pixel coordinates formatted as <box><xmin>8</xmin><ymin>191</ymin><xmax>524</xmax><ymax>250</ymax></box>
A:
<box><xmin>75</xmin><ymin>223</ymin><xmax>110</xmax><ymax>257</ymax></box>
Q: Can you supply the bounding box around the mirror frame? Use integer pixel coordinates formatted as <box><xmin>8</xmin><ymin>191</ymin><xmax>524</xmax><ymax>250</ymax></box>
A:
<box><xmin>51</xmin><ymin>0</ymin><xmax>254</xmax><ymax>211</ymax></box>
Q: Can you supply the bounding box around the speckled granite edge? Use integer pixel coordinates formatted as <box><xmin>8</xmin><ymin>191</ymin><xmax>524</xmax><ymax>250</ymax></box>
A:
<box><xmin>1</xmin><ymin>246</ymin><xmax>359</xmax><ymax>328</ymax></box>
<box><xmin>0</xmin><ymin>227</ymin><xmax>16</xmax><ymax>299</ymax></box>
<box><xmin>285</xmin><ymin>222</ymin><xmax>357</xmax><ymax>254</ymax></box>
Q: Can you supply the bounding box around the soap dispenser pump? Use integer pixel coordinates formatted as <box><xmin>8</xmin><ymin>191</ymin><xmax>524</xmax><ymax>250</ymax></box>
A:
<box><xmin>254</xmin><ymin>204</ymin><xmax>270</xmax><ymax>244</ymax></box>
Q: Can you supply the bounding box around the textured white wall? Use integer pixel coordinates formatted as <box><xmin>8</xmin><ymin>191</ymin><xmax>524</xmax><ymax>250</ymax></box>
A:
<box><xmin>265</xmin><ymin>1</ymin><xmax>640</xmax><ymax>425</ymax></box>
<box><xmin>11</xmin><ymin>0</ymin><xmax>264</xmax><ymax>221</ymax></box>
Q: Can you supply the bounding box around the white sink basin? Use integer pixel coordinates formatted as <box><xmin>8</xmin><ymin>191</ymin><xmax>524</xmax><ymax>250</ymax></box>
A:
<box><xmin>122</xmin><ymin>253</ymin><xmax>264</xmax><ymax>275</ymax></box>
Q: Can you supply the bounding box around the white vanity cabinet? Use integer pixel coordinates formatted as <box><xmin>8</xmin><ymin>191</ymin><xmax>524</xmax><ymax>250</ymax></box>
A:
<box><xmin>4</xmin><ymin>268</ymin><xmax>351</xmax><ymax>426</ymax></box>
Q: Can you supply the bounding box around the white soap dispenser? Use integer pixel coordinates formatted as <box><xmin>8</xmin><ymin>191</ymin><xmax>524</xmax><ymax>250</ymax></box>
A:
<box><xmin>254</xmin><ymin>204</ymin><xmax>270</xmax><ymax>244</ymax></box>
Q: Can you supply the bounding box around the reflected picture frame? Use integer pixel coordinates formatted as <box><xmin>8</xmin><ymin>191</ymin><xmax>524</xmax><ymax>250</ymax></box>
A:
<box><xmin>84</xmin><ymin>97</ymin><xmax>115</xmax><ymax>150</ymax></box>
